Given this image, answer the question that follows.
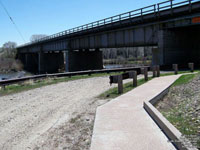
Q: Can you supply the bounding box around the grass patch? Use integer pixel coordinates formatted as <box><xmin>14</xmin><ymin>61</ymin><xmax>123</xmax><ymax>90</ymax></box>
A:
<box><xmin>160</xmin><ymin>70</ymin><xmax>198</xmax><ymax>77</ymax></box>
<box><xmin>173</xmin><ymin>73</ymin><xmax>197</xmax><ymax>86</ymax></box>
<box><xmin>0</xmin><ymin>72</ymin><xmax>123</xmax><ymax>96</ymax></box>
<box><xmin>163</xmin><ymin>110</ymin><xmax>198</xmax><ymax>135</ymax></box>
<box><xmin>162</xmin><ymin>106</ymin><xmax>200</xmax><ymax>148</ymax></box>
<box><xmin>98</xmin><ymin>77</ymin><xmax>153</xmax><ymax>99</ymax></box>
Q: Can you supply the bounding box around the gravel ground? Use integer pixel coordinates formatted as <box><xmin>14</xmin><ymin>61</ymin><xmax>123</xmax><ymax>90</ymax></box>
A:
<box><xmin>156</xmin><ymin>74</ymin><xmax>200</xmax><ymax>149</ymax></box>
<box><xmin>0</xmin><ymin>76</ymin><xmax>134</xmax><ymax>150</ymax></box>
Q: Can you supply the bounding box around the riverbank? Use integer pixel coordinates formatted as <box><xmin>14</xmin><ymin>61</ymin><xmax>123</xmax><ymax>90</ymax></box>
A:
<box><xmin>0</xmin><ymin>71</ymin><xmax>28</xmax><ymax>81</ymax></box>
<box><xmin>156</xmin><ymin>73</ymin><xmax>200</xmax><ymax>149</ymax></box>
<box><xmin>0</xmin><ymin>57</ymin><xmax>23</xmax><ymax>74</ymax></box>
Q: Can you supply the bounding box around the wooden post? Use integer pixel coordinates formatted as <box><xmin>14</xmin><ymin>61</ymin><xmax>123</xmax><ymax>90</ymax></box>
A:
<box><xmin>129</xmin><ymin>71</ymin><xmax>137</xmax><ymax>87</ymax></box>
<box><xmin>173</xmin><ymin>64</ymin><xmax>178</xmax><ymax>75</ymax></box>
<box><xmin>118</xmin><ymin>75</ymin><xmax>123</xmax><ymax>94</ymax></box>
<box><xmin>156</xmin><ymin>65</ymin><xmax>160</xmax><ymax>77</ymax></box>
<box><xmin>152</xmin><ymin>66</ymin><xmax>156</xmax><ymax>78</ymax></box>
<box><xmin>133</xmin><ymin>71</ymin><xmax>137</xmax><ymax>87</ymax></box>
<box><xmin>188</xmin><ymin>63</ymin><xmax>194</xmax><ymax>72</ymax></box>
<box><xmin>144</xmin><ymin>68</ymin><xmax>148</xmax><ymax>81</ymax></box>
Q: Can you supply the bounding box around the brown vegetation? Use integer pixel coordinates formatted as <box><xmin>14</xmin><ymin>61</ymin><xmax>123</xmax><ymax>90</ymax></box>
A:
<box><xmin>0</xmin><ymin>41</ymin><xmax>23</xmax><ymax>73</ymax></box>
<box><xmin>102</xmin><ymin>47</ymin><xmax>153</xmax><ymax>65</ymax></box>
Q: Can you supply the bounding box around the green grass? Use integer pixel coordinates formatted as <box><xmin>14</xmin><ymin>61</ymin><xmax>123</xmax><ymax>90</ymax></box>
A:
<box><xmin>0</xmin><ymin>72</ymin><xmax>123</xmax><ymax>96</ymax></box>
<box><xmin>162</xmin><ymin>106</ymin><xmax>200</xmax><ymax>148</ymax></box>
<box><xmin>173</xmin><ymin>73</ymin><xmax>197</xmax><ymax>86</ymax></box>
<box><xmin>163</xmin><ymin>110</ymin><xmax>198</xmax><ymax>135</ymax></box>
<box><xmin>98</xmin><ymin>77</ymin><xmax>153</xmax><ymax>99</ymax></box>
<box><xmin>160</xmin><ymin>70</ymin><xmax>198</xmax><ymax>77</ymax></box>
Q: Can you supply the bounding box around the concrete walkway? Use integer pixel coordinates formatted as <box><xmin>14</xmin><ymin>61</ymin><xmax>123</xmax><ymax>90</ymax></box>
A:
<box><xmin>90</xmin><ymin>75</ymin><xmax>181</xmax><ymax>150</ymax></box>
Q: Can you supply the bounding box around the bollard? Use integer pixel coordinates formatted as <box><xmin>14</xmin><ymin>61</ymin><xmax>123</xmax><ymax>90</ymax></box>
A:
<box><xmin>118</xmin><ymin>75</ymin><xmax>123</xmax><ymax>94</ymax></box>
<box><xmin>188</xmin><ymin>63</ymin><xmax>194</xmax><ymax>72</ymax></box>
<box><xmin>152</xmin><ymin>66</ymin><xmax>156</xmax><ymax>78</ymax></box>
<box><xmin>133</xmin><ymin>71</ymin><xmax>137</xmax><ymax>87</ymax></box>
<box><xmin>156</xmin><ymin>65</ymin><xmax>160</xmax><ymax>77</ymax></box>
<box><xmin>129</xmin><ymin>71</ymin><xmax>137</xmax><ymax>87</ymax></box>
<box><xmin>144</xmin><ymin>67</ymin><xmax>148</xmax><ymax>81</ymax></box>
<box><xmin>173</xmin><ymin>64</ymin><xmax>178</xmax><ymax>75</ymax></box>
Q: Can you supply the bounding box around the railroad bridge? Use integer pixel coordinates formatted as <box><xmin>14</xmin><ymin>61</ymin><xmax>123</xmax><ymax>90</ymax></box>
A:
<box><xmin>17</xmin><ymin>0</ymin><xmax>200</xmax><ymax>73</ymax></box>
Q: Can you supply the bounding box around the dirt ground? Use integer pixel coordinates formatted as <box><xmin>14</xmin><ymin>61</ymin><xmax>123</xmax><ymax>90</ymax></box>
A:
<box><xmin>0</xmin><ymin>76</ymin><xmax>134</xmax><ymax>150</ymax></box>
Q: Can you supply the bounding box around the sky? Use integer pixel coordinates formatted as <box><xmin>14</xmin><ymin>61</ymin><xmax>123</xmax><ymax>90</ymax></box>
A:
<box><xmin>0</xmin><ymin>0</ymin><xmax>167</xmax><ymax>47</ymax></box>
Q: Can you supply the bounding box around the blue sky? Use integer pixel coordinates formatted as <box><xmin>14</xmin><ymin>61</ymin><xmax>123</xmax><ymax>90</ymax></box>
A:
<box><xmin>0</xmin><ymin>0</ymin><xmax>165</xmax><ymax>46</ymax></box>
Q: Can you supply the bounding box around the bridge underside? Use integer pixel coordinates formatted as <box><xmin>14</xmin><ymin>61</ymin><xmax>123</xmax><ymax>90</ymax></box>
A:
<box><xmin>154</xmin><ymin>25</ymin><xmax>200</xmax><ymax>67</ymax></box>
<box><xmin>66</xmin><ymin>49</ymin><xmax>103</xmax><ymax>72</ymax></box>
<box><xmin>18</xmin><ymin>50</ymin><xmax>103</xmax><ymax>73</ymax></box>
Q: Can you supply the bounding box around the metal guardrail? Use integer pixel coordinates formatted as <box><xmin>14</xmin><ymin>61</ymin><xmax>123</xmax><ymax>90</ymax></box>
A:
<box><xmin>18</xmin><ymin>0</ymin><xmax>199</xmax><ymax>48</ymax></box>
<box><xmin>0</xmin><ymin>66</ymin><xmax>149</xmax><ymax>87</ymax></box>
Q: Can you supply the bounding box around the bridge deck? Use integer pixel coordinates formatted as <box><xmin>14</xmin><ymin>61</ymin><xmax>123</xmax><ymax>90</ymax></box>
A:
<box><xmin>18</xmin><ymin>0</ymin><xmax>200</xmax><ymax>50</ymax></box>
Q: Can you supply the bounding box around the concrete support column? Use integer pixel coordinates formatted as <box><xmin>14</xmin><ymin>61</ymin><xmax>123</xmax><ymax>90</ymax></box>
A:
<box><xmin>155</xmin><ymin>27</ymin><xmax>200</xmax><ymax>67</ymax></box>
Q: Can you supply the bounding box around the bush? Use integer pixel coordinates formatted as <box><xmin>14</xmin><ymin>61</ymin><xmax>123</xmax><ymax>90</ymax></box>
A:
<box><xmin>0</xmin><ymin>58</ymin><xmax>23</xmax><ymax>73</ymax></box>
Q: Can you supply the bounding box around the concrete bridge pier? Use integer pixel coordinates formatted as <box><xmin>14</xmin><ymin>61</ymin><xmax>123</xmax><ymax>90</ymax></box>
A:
<box><xmin>65</xmin><ymin>49</ymin><xmax>103</xmax><ymax>72</ymax></box>
<box><xmin>153</xmin><ymin>26</ymin><xmax>200</xmax><ymax>67</ymax></box>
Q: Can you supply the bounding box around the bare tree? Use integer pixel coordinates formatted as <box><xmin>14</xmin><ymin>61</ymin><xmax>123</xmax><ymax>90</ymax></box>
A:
<box><xmin>2</xmin><ymin>41</ymin><xmax>17</xmax><ymax>58</ymax></box>
<box><xmin>30</xmin><ymin>34</ymin><xmax>48</xmax><ymax>42</ymax></box>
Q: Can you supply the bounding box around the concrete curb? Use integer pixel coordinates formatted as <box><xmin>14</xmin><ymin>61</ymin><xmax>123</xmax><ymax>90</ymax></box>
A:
<box><xmin>144</xmin><ymin>75</ymin><xmax>198</xmax><ymax>150</ymax></box>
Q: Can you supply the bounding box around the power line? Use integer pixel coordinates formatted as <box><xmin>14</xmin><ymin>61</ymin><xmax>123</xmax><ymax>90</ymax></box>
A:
<box><xmin>0</xmin><ymin>0</ymin><xmax>26</xmax><ymax>43</ymax></box>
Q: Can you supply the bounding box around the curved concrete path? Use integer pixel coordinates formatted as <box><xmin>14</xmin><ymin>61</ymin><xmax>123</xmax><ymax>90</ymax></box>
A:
<box><xmin>91</xmin><ymin>75</ymin><xmax>181</xmax><ymax>150</ymax></box>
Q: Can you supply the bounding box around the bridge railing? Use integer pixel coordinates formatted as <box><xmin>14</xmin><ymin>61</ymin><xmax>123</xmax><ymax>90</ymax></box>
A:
<box><xmin>18</xmin><ymin>0</ymin><xmax>199</xmax><ymax>48</ymax></box>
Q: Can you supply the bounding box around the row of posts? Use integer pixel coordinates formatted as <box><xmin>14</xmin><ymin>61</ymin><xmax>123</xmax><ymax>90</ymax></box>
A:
<box><xmin>173</xmin><ymin>63</ymin><xmax>194</xmax><ymax>74</ymax></box>
<box><xmin>117</xmin><ymin>65</ymin><xmax>160</xmax><ymax>94</ymax></box>
<box><xmin>116</xmin><ymin>63</ymin><xmax>194</xmax><ymax>94</ymax></box>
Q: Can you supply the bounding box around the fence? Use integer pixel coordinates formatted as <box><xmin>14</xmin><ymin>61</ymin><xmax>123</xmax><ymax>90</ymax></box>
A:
<box><xmin>0</xmin><ymin>66</ymin><xmax>149</xmax><ymax>89</ymax></box>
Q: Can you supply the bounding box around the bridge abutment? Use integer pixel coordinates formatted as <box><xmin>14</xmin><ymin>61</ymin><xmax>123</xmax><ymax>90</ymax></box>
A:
<box><xmin>153</xmin><ymin>26</ymin><xmax>200</xmax><ymax>67</ymax></box>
